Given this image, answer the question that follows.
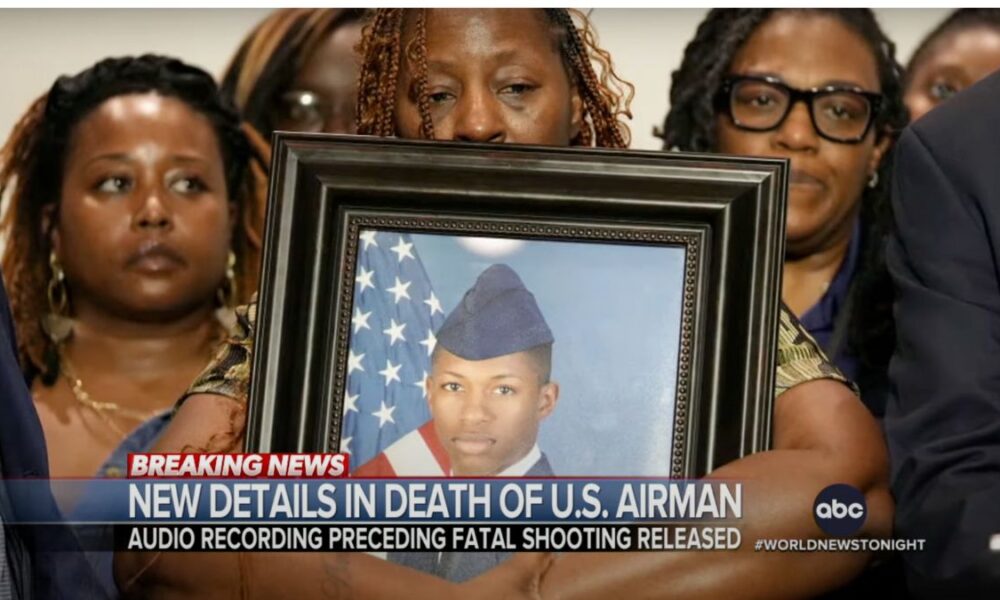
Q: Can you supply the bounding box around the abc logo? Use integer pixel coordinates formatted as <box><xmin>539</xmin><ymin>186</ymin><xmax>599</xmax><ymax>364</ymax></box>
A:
<box><xmin>813</xmin><ymin>484</ymin><xmax>866</xmax><ymax>537</ymax></box>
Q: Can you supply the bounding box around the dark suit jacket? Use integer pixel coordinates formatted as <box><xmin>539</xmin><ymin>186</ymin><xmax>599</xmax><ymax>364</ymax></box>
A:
<box><xmin>0</xmin><ymin>276</ymin><xmax>105</xmax><ymax>599</ymax></box>
<box><xmin>885</xmin><ymin>69</ymin><xmax>1000</xmax><ymax>598</ymax></box>
<box><xmin>388</xmin><ymin>453</ymin><xmax>554</xmax><ymax>582</ymax></box>
<box><xmin>0</xmin><ymin>271</ymin><xmax>50</xmax><ymax>599</ymax></box>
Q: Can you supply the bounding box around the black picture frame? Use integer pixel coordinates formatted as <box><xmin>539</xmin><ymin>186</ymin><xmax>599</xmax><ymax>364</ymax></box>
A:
<box><xmin>246</xmin><ymin>133</ymin><xmax>787</xmax><ymax>478</ymax></box>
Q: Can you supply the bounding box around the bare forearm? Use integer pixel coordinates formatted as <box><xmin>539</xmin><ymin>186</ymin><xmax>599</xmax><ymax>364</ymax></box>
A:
<box><xmin>118</xmin><ymin>397</ymin><xmax>462</xmax><ymax>599</ymax></box>
<box><xmin>539</xmin><ymin>448</ymin><xmax>890</xmax><ymax>600</ymax></box>
<box><xmin>118</xmin><ymin>393</ymin><xmax>557</xmax><ymax>598</ymax></box>
<box><xmin>540</xmin><ymin>380</ymin><xmax>891</xmax><ymax>600</ymax></box>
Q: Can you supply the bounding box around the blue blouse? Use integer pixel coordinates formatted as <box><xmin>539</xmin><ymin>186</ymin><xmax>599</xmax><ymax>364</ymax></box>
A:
<box><xmin>70</xmin><ymin>411</ymin><xmax>172</xmax><ymax>598</ymax></box>
<box><xmin>798</xmin><ymin>221</ymin><xmax>862</xmax><ymax>382</ymax></box>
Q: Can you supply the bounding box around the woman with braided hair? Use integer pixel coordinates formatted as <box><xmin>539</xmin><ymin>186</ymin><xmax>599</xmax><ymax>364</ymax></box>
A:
<box><xmin>662</xmin><ymin>9</ymin><xmax>908</xmax><ymax>422</ymax></box>
<box><xmin>119</xmin><ymin>9</ymin><xmax>888</xmax><ymax>600</ymax></box>
<box><xmin>653</xmin><ymin>12</ymin><xmax>905</xmax><ymax>595</ymax></box>
<box><xmin>354</xmin><ymin>8</ymin><xmax>632</xmax><ymax>147</ymax></box>
<box><xmin>0</xmin><ymin>54</ymin><xmax>268</xmax><ymax>491</ymax></box>
<box><xmin>221</xmin><ymin>8</ymin><xmax>367</xmax><ymax>136</ymax></box>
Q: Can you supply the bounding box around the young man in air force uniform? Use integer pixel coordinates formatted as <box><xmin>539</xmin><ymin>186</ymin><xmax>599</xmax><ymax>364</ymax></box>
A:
<box><xmin>388</xmin><ymin>264</ymin><xmax>560</xmax><ymax>581</ymax></box>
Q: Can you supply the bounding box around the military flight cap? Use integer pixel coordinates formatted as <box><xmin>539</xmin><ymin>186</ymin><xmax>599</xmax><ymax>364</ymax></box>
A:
<box><xmin>436</xmin><ymin>264</ymin><xmax>553</xmax><ymax>360</ymax></box>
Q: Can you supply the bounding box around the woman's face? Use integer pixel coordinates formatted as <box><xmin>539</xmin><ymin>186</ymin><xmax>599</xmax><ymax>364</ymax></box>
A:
<box><xmin>394</xmin><ymin>9</ymin><xmax>582</xmax><ymax>145</ymax></box>
<box><xmin>905</xmin><ymin>25</ymin><xmax>1000</xmax><ymax>122</ymax></box>
<box><xmin>272</xmin><ymin>21</ymin><xmax>364</xmax><ymax>134</ymax></box>
<box><xmin>715</xmin><ymin>12</ymin><xmax>890</xmax><ymax>258</ymax></box>
<box><xmin>54</xmin><ymin>93</ymin><xmax>234</xmax><ymax>321</ymax></box>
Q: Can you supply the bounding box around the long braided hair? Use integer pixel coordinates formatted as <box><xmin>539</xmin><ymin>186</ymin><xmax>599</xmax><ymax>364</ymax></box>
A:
<box><xmin>220</xmin><ymin>8</ymin><xmax>367</xmax><ymax>138</ymax></box>
<box><xmin>0</xmin><ymin>54</ymin><xmax>270</xmax><ymax>385</ymax></box>
<box><xmin>355</xmin><ymin>8</ymin><xmax>634</xmax><ymax>148</ymax></box>
<box><xmin>662</xmin><ymin>9</ymin><xmax>909</xmax><ymax>398</ymax></box>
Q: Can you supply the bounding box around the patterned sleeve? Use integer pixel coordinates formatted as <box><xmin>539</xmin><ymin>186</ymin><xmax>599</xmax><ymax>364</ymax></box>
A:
<box><xmin>180</xmin><ymin>298</ymin><xmax>257</xmax><ymax>407</ymax></box>
<box><xmin>774</xmin><ymin>303</ymin><xmax>858</xmax><ymax>398</ymax></box>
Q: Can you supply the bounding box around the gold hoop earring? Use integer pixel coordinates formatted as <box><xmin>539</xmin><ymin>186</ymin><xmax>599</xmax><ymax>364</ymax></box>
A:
<box><xmin>43</xmin><ymin>251</ymin><xmax>73</xmax><ymax>344</ymax></box>
<box><xmin>214</xmin><ymin>250</ymin><xmax>239</xmax><ymax>335</ymax></box>
<box><xmin>216</xmin><ymin>250</ymin><xmax>237</xmax><ymax>307</ymax></box>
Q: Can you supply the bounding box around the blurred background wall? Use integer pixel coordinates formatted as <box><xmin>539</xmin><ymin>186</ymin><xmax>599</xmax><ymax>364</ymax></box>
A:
<box><xmin>0</xmin><ymin>8</ymin><xmax>948</xmax><ymax>151</ymax></box>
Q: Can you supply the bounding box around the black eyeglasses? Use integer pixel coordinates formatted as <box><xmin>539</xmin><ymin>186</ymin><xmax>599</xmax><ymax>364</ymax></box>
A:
<box><xmin>715</xmin><ymin>75</ymin><xmax>884</xmax><ymax>144</ymax></box>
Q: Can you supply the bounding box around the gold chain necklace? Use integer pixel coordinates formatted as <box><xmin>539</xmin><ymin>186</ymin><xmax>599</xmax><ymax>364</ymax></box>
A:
<box><xmin>55</xmin><ymin>313</ymin><xmax>232</xmax><ymax>439</ymax></box>
<box><xmin>59</xmin><ymin>353</ymin><xmax>162</xmax><ymax>439</ymax></box>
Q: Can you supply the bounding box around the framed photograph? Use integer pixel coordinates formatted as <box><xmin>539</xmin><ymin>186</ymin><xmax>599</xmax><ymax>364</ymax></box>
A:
<box><xmin>246</xmin><ymin>134</ymin><xmax>787</xmax><ymax>478</ymax></box>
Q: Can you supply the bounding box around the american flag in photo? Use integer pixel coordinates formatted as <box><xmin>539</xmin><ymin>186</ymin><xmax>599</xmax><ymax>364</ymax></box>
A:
<box><xmin>342</xmin><ymin>229</ymin><xmax>448</xmax><ymax>472</ymax></box>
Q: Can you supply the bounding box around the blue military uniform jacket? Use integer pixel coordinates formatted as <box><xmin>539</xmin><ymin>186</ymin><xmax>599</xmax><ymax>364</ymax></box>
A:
<box><xmin>388</xmin><ymin>452</ymin><xmax>554</xmax><ymax>583</ymax></box>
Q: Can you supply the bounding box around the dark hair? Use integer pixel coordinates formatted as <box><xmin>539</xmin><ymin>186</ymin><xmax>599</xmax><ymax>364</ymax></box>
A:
<box><xmin>907</xmin><ymin>9</ymin><xmax>1000</xmax><ymax>76</ymax></box>
<box><xmin>220</xmin><ymin>8</ymin><xmax>367</xmax><ymax>138</ymax></box>
<box><xmin>0</xmin><ymin>54</ymin><xmax>269</xmax><ymax>383</ymax></box>
<box><xmin>432</xmin><ymin>343</ymin><xmax>554</xmax><ymax>384</ymax></box>
<box><xmin>355</xmin><ymin>8</ymin><xmax>633</xmax><ymax>148</ymax></box>
<box><xmin>661</xmin><ymin>9</ymin><xmax>908</xmax><ymax>384</ymax></box>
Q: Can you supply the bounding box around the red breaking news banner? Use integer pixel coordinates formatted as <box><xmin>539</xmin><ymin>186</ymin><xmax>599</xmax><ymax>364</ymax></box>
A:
<box><xmin>127</xmin><ymin>453</ymin><xmax>350</xmax><ymax>479</ymax></box>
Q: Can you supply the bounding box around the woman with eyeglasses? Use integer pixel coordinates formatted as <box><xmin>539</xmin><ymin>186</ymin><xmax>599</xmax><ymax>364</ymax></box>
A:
<box><xmin>662</xmin><ymin>9</ymin><xmax>908</xmax><ymax>419</ymax></box>
<box><xmin>221</xmin><ymin>8</ymin><xmax>366</xmax><ymax>136</ymax></box>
